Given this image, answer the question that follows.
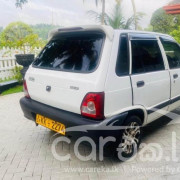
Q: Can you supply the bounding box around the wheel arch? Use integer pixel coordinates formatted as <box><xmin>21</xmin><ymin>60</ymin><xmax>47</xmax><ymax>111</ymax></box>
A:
<box><xmin>127</xmin><ymin>108</ymin><xmax>147</xmax><ymax>125</ymax></box>
<box><xmin>106</xmin><ymin>105</ymin><xmax>148</xmax><ymax>126</ymax></box>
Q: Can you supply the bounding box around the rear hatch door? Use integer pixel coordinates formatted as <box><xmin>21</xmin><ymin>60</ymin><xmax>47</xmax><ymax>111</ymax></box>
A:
<box><xmin>26</xmin><ymin>31</ymin><xmax>105</xmax><ymax>114</ymax></box>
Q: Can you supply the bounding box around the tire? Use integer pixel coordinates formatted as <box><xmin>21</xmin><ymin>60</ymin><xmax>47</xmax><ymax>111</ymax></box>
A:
<box><xmin>114</xmin><ymin>115</ymin><xmax>142</xmax><ymax>161</ymax></box>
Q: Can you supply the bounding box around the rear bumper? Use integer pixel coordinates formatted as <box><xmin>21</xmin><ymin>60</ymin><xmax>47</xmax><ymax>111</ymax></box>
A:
<box><xmin>20</xmin><ymin>97</ymin><xmax>128</xmax><ymax>138</ymax></box>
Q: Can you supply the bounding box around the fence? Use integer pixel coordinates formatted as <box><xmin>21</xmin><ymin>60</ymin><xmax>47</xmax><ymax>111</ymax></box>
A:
<box><xmin>0</xmin><ymin>47</ymin><xmax>41</xmax><ymax>81</ymax></box>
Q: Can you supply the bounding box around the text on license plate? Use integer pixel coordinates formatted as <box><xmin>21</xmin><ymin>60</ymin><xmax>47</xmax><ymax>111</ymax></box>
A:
<box><xmin>36</xmin><ymin>114</ymin><xmax>65</xmax><ymax>135</ymax></box>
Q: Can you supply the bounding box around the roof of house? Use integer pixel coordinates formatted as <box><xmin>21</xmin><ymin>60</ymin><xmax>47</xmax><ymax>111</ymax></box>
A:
<box><xmin>169</xmin><ymin>0</ymin><xmax>180</xmax><ymax>5</ymax></box>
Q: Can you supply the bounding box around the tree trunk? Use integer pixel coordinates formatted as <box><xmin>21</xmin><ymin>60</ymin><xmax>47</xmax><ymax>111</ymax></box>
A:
<box><xmin>101</xmin><ymin>0</ymin><xmax>105</xmax><ymax>25</ymax></box>
<box><xmin>131</xmin><ymin>0</ymin><xmax>137</xmax><ymax>30</ymax></box>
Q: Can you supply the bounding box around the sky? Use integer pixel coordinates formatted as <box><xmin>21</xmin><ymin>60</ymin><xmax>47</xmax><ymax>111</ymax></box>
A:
<box><xmin>0</xmin><ymin>0</ymin><xmax>171</xmax><ymax>29</ymax></box>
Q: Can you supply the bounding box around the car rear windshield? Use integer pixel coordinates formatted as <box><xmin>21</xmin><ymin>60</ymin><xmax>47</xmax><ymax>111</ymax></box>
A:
<box><xmin>33</xmin><ymin>32</ymin><xmax>104</xmax><ymax>73</ymax></box>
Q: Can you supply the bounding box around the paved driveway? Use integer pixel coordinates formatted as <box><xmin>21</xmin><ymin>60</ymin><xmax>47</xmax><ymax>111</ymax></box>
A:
<box><xmin>0</xmin><ymin>93</ymin><xmax>180</xmax><ymax>180</ymax></box>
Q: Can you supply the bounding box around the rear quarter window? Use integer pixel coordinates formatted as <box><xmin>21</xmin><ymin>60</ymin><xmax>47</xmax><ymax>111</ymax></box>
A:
<box><xmin>131</xmin><ymin>40</ymin><xmax>165</xmax><ymax>74</ymax></box>
<box><xmin>33</xmin><ymin>32</ymin><xmax>104</xmax><ymax>73</ymax></box>
<box><xmin>160</xmin><ymin>38</ymin><xmax>180</xmax><ymax>69</ymax></box>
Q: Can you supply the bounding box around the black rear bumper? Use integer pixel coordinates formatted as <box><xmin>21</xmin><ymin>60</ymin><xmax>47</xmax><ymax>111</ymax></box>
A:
<box><xmin>20</xmin><ymin>97</ymin><xmax>128</xmax><ymax>138</ymax></box>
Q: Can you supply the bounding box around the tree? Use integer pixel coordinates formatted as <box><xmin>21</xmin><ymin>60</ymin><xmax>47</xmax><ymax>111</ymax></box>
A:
<box><xmin>16</xmin><ymin>0</ymin><xmax>138</xmax><ymax>28</ymax></box>
<box><xmin>131</xmin><ymin>0</ymin><xmax>137</xmax><ymax>30</ymax></box>
<box><xmin>31</xmin><ymin>24</ymin><xmax>60</xmax><ymax>40</ymax></box>
<box><xmin>170</xmin><ymin>26</ymin><xmax>180</xmax><ymax>43</ymax></box>
<box><xmin>84</xmin><ymin>0</ymin><xmax>137</xmax><ymax>27</ymax></box>
<box><xmin>0</xmin><ymin>27</ymin><xmax>3</xmax><ymax>34</ymax></box>
<box><xmin>144</xmin><ymin>25</ymin><xmax>153</xmax><ymax>32</ymax></box>
<box><xmin>88</xmin><ymin>2</ymin><xmax>144</xmax><ymax>29</ymax></box>
<box><xmin>16</xmin><ymin>0</ymin><xmax>27</xmax><ymax>8</ymax></box>
<box><xmin>150</xmin><ymin>8</ymin><xmax>180</xmax><ymax>34</ymax></box>
<box><xmin>83</xmin><ymin>0</ymin><xmax>106</xmax><ymax>25</ymax></box>
<box><xmin>0</xmin><ymin>22</ymin><xmax>45</xmax><ymax>51</ymax></box>
<box><xmin>116</xmin><ymin>0</ymin><xmax>138</xmax><ymax>29</ymax></box>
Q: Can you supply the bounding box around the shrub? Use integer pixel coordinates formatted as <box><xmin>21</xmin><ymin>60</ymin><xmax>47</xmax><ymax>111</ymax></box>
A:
<box><xmin>12</xmin><ymin>66</ymin><xmax>23</xmax><ymax>84</ymax></box>
<box><xmin>170</xmin><ymin>26</ymin><xmax>180</xmax><ymax>44</ymax></box>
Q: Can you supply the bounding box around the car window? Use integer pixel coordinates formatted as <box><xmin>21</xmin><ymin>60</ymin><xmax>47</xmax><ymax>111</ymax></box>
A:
<box><xmin>131</xmin><ymin>40</ymin><xmax>165</xmax><ymax>74</ymax></box>
<box><xmin>33</xmin><ymin>33</ymin><xmax>104</xmax><ymax>73</ymax></box>
<box><xmin>160</xmin><ymin>39</ymin><xmax>180</xmax><ymax>69</ymax></box>
<box><xmin>116</xmin><ymin>34</ymin><xmax>129</xmax><ymax>76</ymax></box>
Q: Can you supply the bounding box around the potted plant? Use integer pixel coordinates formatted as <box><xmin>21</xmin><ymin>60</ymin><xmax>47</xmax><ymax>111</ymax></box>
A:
<box><xmin>15</xmin><ymin>33</ymin><xmax>45</xmax><ymax>77</ymax></box>
<box><xmin>15</xmin><ymin>34</ymin><xmax>44</xmax><ymax>77</ymax></box>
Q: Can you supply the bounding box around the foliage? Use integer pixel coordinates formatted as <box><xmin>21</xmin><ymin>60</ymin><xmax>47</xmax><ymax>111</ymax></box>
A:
<box><xmin>88</xmin><ymin>2</ymin><xmax>144</xmax><ymax>29</ymax></box>
<box><xmin>144</xmin><ymin>25</ymin><xmax>153</xmax><ymax>32</ymax></box>
<box><xmin>83</xmin><ymin>0</ymin><xmax>106</xmax><ymax>24</ymax></box>
<box><xmin>12</xmin><ymin>66</ymin><xmax>23</xmax><ymax>84</ymax></box>
<box><xmin>84</xmin><ymin>0</ymin><xmax>137</xmax><ymax>27</ymax></box>
<box><xmin>170</xmin><ymin>26</ymin><xmax>180</xmax><ymax>43</ymax></box>
<box><xmin>31</xmin><ymin>24</ymin><xmax>60</xmax><ymax>40</ymax></box>
<box><xmin>16</xmin><ymin>0</ymin><xmax>28</xmax><ymax>8</ymax></box>
<box><xmin>0</xmin><ymin>22</ymin><xmax>45</xmax><ymax>52</ymax></box>
<box><xmin>1</xmin><ymin>85</ymin><xmax>23</xmax><ymax>96</ymax></box>
<box><xmin>150</xmin><ymin>8</ymin><xmax>180</xmax><ymax>34</ymax></box>
<box><xmin>0</xmin><ymin>27</ymin><xmax>3</xmax><ymax>34</ymax></box>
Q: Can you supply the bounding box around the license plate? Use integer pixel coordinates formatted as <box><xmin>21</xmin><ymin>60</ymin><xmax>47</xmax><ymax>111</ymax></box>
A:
<box><xmin>36</xmin><ymin>114</ymin><xmax>65</xmax><ymax>135</ymax></box>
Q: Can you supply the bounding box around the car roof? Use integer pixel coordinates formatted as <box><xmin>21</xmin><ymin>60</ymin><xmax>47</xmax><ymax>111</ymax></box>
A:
<box><xmin>49</xmin><ymin>25</ymin><xmax>174</xmax><ymax>41</ymax></box>
<box><xmin>115</xmin><ymin>29</ymin><xmax>173</xmax><ymax>39</ymax></box>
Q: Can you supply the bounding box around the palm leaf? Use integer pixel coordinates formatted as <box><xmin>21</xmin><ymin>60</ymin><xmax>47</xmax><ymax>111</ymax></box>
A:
<box><xmin>16</xmin><ymin>0</ymin><xmax>28</xmax><ymax>8</ymax></box>
<box><xmin>88</xmin><ymin>2</ymin><xmax>145</xmax><ymax>30</ymax></box>
<box><xmin>123</xmin><ymin>16</ymin><xmax>134</xmax><ymax>29</ymax></box>
<box><xmin>88</xmin><ymin>10</ymin><xmax>102</xmax><ymax>23</ymax></box>
<box><xmin>88</xmin><ymin>3</ymin><xmax>125</xmax><ymax>29</ymax></box>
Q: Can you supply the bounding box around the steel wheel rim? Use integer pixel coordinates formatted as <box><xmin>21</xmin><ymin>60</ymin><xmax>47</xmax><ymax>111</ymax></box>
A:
<box><xmin>120</xmin><ymin>122</ymin><xmax>141</xmax><ymax>154</ymax></box>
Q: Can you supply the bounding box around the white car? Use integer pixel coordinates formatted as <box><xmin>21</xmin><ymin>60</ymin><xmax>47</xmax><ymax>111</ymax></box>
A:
<box><xmin>20</xmin><ymin>25</ymin><xmax>180</xmax><ymax>159</ymax></box>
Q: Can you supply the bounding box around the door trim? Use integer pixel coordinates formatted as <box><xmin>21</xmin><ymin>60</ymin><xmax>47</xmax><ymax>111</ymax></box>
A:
<box><xmin>147</xmin><ymin>100</ymin><xmax>170</xmax><ymax>114</ymax></box>
<box><xmin>147</xmin><ymin>95</ymin><xmax>180</xmax><ymax>115</ymax></box>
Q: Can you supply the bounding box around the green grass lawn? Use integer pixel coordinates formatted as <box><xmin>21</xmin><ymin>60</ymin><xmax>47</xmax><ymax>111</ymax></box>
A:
<box><xmin>1</xmin><ymin>85</ymin><xmax>23</xmax><ymax>96</ymax></box>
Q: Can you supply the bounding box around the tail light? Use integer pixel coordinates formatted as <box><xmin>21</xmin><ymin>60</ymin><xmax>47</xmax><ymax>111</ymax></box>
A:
<box><xmin>81</xmin><ymin>92</ymin><xmax>104</xmax><ymax>120</ymax></box>
<box><xmin>23</xmin><ymin>80</ymin><xmax>31</xmax><ymax>99</ymax></box>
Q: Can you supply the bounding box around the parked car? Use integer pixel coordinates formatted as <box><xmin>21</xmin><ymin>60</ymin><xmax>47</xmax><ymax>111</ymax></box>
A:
<box><xmin>20</xmin><ymin>25</ymin><xmax>180</xmax><ymax>159</ymax></box>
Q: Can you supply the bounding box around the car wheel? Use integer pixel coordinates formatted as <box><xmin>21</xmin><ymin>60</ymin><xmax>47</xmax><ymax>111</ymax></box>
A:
<box><xmin>115</xmin><ymin>115</ymin><xmax>142</xmax><ymax>161</ymax></box>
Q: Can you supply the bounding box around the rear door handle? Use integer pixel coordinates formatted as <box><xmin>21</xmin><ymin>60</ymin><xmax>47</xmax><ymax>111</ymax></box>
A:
<box><xmin>137</xmin><ymin>81</ymin><xmax>145</xmax><ymax>88</ymax></box>
<box><xmin>173</xmin><ymin>74</ymin><xmax>178</xmax><ymax>79</ymax></box>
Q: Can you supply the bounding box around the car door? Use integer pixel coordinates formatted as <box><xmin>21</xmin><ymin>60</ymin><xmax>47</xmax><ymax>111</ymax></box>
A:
<box><xmin>130</xmin><ymin>33</ymin><xmax>171</xmax><ymax>123</ymax></box>
<box><xmin>160</xmin><ymin>37</ymin><xmax>180</xmax><ymax>111</ymax></box>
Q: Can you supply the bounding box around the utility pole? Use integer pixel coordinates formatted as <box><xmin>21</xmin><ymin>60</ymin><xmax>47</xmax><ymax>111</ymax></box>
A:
<box><xmin>131</xmin><ymin>0</ymin><xmax>137</xmax><ymax>30</ymax></box>
<box><xmin>51</xmin><ymin>9</ymin><xmax>54</xmax><ymax>26</ymax></box>
<box><xmin>101</xmin><ymin>0</ymin><xmax>105</xmax><ymax>25</ymax></box>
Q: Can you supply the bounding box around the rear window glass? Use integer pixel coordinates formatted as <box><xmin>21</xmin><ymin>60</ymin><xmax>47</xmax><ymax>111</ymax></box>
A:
<box><xmin>33</xmin><ymin>33</ymin><xmax>104</xmax><ymax>72</ymax></box>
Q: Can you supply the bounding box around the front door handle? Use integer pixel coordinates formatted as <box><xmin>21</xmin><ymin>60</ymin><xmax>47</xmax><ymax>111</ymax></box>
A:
<box><xmin>173</xmin><ymin>74</ymin><xmax>178</xmax><ymax>79</ymax></box>
<box><xmin>137</xmin><ymin>81</ymin><xmax>145</xmax><ymax>88</ymax></box>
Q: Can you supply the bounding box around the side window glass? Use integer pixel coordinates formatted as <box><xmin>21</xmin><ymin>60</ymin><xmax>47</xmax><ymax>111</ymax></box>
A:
<box><xmin>116</xmin><ymin>34</ymin><xmax>129</xmax><ymax>76</ymax></box>
<box><xmin>160</xmin><ymin>39</ymin><xmax>180</xmax><ymax>69</ymax></box>
<box><xmin>131</xmin><ymin>40</ymin><xmax>165</xmax><ymax>74</ymax></box>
